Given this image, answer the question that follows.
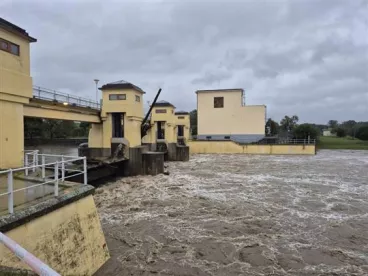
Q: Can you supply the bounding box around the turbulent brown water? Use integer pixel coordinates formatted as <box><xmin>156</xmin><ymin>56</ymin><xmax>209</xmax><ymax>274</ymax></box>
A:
<box><xmin>94</xmin><ymin>150</ymin><xmax>368</xmax><ymax>276</ymax></box>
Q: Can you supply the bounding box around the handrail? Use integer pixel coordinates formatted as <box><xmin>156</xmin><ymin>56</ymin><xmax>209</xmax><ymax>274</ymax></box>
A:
<box><xmin>0</xmin><ymin>232</ymin><xmax>60</xmax><ymax>275</ymax></box>
<box><xmin>0</xmin><ymin>152</ymin><xmax>88</xmax><ymax>214</ymax></box>
<box><xmin>33</xmin><ymin>86</ymin><xmax>100</xmax><ymax>110</ymax></box>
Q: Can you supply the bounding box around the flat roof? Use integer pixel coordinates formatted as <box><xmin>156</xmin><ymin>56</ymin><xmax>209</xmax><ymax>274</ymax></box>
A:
<box><xmin>195</xmin><ymin>88</ymin><xmax>244</xmax><ymax>94</ymax></box>
<box><xmin>0</xmin><ymin>17</ymin><xmax>37</xmax><ymax>42</ymax></box>
<box><xmin>99</xmin><ymin>80</ymin><xmax>145</xmax><ymax>94</ymax></box>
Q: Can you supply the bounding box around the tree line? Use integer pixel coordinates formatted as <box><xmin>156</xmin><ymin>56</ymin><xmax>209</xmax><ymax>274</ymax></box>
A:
<box><xmin>189</xmin><ymin>109</ymin><xmax>368</xmax><ymax>141</ymax></box>
<box><xmin>24</xmin><ymin>118</ymin><xmax>90</xmax><ymax>139</ymax></box>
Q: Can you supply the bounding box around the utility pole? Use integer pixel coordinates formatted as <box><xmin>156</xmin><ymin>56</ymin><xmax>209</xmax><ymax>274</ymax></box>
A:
<box><xmin>93</xmin><ymin>79</ymin><xmax>99</xmax><ymax>103</ymax></box>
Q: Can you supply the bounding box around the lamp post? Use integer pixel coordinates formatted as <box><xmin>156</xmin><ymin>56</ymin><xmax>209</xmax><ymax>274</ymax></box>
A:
<box><xmin>93</xmin><ymin>79</ymin><xmax>99</xmax><ymax>103</ymax></box>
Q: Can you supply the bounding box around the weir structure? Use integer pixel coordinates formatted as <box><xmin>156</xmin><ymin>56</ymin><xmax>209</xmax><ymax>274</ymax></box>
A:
<box><xmin>0</xmin><ymin>17</ymin><xmax>190</xmax><ymax>171</ymax></box>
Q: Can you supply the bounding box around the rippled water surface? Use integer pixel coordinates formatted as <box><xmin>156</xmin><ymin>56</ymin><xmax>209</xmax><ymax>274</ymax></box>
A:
<box><xmin>95</xmin><ymin>150</ymin><xmax>368</xmax><ymax>276</ymax></box>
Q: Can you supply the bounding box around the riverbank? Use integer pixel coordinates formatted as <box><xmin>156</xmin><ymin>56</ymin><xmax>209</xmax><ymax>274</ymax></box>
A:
<box><xmin>318</xmin><ymin>136</ymin><xmax>368</xmax><ymax>150</ymax></box>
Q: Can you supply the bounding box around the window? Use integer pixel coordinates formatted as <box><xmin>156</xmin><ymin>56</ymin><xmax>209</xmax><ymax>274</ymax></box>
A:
<box><xmin>178</xmin><ymin>116</ymin><xmax>185</xmax><ymax>119</ymax></box>
<box><xmin>135</xmin><ymin>95</ymin><xmax>140</xmax><ymax>102</ymax></box>
<box><xmin>0</xmin><ymin>38</ymin><xmax>20</xmax><ymax>56</ymax></box>
<box><xmin>155</xmin><ymin>109</ymin><xmax>167</xmax><ymax>113</ymax></box>
<box><xmin>214</xmin><ymin>97</ymin><xmax>224</xmax><ymax>108</ymax></box>
<box><xmin>224</xmin><ymin>136</ymin><xmax>230</xmax><ymax>139</ymax></box>
<box><xmin>206</xmin><ymin>136</ymin><xmax>212</xmax><ymax>140</ymax></box>
<box><xmin>109</xmin><ymin>94</ymin><xmax>126</xmax><ymax>100</ymax></box>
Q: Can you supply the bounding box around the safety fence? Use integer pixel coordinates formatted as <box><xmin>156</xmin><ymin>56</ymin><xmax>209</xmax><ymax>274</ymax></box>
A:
<box><xmin>33</xmin><ymin>86</ymin><xmax>100</xmax><ymax>110</ymax></box>
<box><xmin>0</xmin><ymin>232</ymin><xmax>60</xmax><ymax>275</ymax></box>
<box><xmin>0</xmin><ymin>152</ymin><xmax>87</xmax><ymax>214</ymax></box>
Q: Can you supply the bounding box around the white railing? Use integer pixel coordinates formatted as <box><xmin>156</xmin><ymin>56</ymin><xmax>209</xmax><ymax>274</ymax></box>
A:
<box><xmin>24</xmin><ymin>150</ymin><xmax>39</xmax><ymax>175</ymax></box>
<box><xmin>0</xmin><ymin>231</ymin><xmax>60</xmax><ymax>275</ymax></box>
<box><xmin>33</xmin><ymin>86</ymin><xmax>100</xmax><ymax>110</ymax></box>
<box><xmin>0</xmin><ymin>153</ymin><xmax>87</xmax><ymax>214</ymax></box>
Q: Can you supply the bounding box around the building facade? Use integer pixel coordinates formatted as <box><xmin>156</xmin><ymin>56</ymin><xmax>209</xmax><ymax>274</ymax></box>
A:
<box><xmin>196</xmin><ymin>89</ymin><xmax>266</xmax><ymax>143</ymax></box>
<box><xmin>0</xmin><ymin>18</ymin><xmax>37</xmax><ymax>168</ymax></box>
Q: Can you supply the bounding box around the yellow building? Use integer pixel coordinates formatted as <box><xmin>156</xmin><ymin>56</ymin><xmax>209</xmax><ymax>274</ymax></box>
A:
<box><xmin>88</xmin><ymin>80</ymin><xmax>145</xmax><ymax>157</ymax></box>
<box><xmin>174</xmin><ymin>111</ymin><xmax>190</xmax><ymax>144</ymax></box>
<box><xmin>0</xmin><ymin>18</ymin><xmax>37</xmax><ymax>169</ymax></box>
<box><xmin>143</xmin><ymin>101</ymin><xmax>190</xmax><ymax>147</ymax></box>
<box><xmin>196</xmin><ymin>89</ymin><xmax>266</xmax><ymax>143</ymax></box>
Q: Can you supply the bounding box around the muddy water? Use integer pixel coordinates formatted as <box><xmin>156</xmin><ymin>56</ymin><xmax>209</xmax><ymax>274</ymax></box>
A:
<box><xmin>94</xmin><ymin>150</ymin><xmax>368</xmax><ymax>276</ymax></box>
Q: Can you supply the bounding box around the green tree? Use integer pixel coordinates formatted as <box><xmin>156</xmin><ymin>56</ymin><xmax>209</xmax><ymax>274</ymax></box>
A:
<box><xmin>280</xmin><ymin>115</ymin><xmax>299</xmax><ymax>133</ymax></box>
<box><xmin>265</xmin><ymin>118</ymin><xmax>279</xmax><ymax>136</ymax></box>
<box><xmin>190</xmin><ymin>109</ymin><xmax>197</xmax><ymax>135</ymax></box>
<box><xmin>328</xmin><ymin>120</ymin><xmax>338</xmax><ymax>129</ymax></box>
<box><xmin>42</xmin><ymin>119</ymin><xmax>63</xmax><ymax>139</ymax></box>
<box><xmin>336</xmin><ymin>127</ymin><xmax>346</xmax><ymax>138</ymax></box>
<box><xmin>340</xmin><ymin>120</ymin><xmax>356</xmax><ymax>137</ymax></box>
<box><xmin>293</xmin><ymin>124</ymin><xmax>319</xmax><ymax>140</ymax></box>
<box><xmin>356</xmin><ymin>126</ymin><xmax>368</xmax><ymax>141</ymax></box>
<box><xmin>24</xmin><ymin>118</ymin><xmax>43</xmax><ymax>139</ymax></box>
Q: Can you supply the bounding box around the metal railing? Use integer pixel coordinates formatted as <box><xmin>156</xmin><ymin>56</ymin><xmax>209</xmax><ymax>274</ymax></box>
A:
<box><xmin>0</xmin><ymin>153</ymin><xmax>87</xmax><ymax>214</ymax></box>
<box><xmin>0</xmin><ymin>232</ymin><xmax>60</xmax><ymax>275</ymax></box>
<box><xmin>255</xmin><ymin>138</ymin><xmax>317</xmax><ymax>145</ymax></box>
<box><xmin>33</xmin><ymin>86</ymin><xmax>100</xmax><ymax>110</ymax></box>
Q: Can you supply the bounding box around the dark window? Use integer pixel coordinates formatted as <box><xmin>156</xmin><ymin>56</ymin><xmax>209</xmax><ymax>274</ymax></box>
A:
<box><xmin>214</xmin><ymin>97</ymin><xmax>224</xmax><ymax>108</ymax></box>
<box><xmin>109</xmin><ymin>94</ymin><xmax>126</xmax><ymax>100</ymax></box>
<box><xmin>157</xmin><ymin>121</ymin><xmax>165</xmax><ymax>139</ymax></box>
<box><xmin>156</xmin><ymin>109</ymin><xmax>167</xmax><ymax>113</ymax></box>
<box><xmin>178</xmin><ymin>116</ymin><xmax>185</xmax><ymax>119</ymax></box>
<box><xmin>135</xmin><ymin>95</ymin><xmax>140</xmax><ymax>102</ymax></box>
<box><xmin>10</xmin><ymin>44</ymin><xmax>19</xmax><ymax>55</ymax></box>
<box><xmin>177</xmin><ymin>125</ymin><xmax>184</xmax><ymax>137</ymax></box>
<box><xmin>0</xmin><ymin>38</ymin><xmax>20</xmax><ymax>56</ymax></box>
<box><xmin>206</xmin><ymin>136</ymin><xmax>212</xmax><ymax>140</ymax></box>
<box><xmin>112</xmin><ymin>113</ymin><xmax>124</xmax><ymax>138</ymax></box>
<box><xmin>224</xmin><ymin>136</ymin><xmax>230</xmax><ymax>139</ymax></box>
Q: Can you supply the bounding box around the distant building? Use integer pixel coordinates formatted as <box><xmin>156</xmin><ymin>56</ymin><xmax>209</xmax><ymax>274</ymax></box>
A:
<box><xmin>323</xmin><ymin>129</ymin><xmax>335</xmax><ymax>137</ymax></box>
<box><xmin>196</xmin><ymin>89</ymin><xmax>266</xmax><ymax>143</ymax></box>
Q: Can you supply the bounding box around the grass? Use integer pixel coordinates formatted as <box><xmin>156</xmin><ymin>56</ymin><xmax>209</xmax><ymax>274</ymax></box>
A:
<box><xmin>318</xmin><ymin>136</ymin><xmax>368</xmax><ymax>150</ymax></box>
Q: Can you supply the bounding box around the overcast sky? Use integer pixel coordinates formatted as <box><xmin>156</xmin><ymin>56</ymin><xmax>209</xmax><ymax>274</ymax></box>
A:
<box><xmin>1</xmin><ymin>0</ymin><xmax>367</xmax><ymax>124</ymax></box>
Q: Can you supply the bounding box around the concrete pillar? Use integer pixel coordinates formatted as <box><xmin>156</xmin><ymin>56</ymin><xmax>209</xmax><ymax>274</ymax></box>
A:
<box><xmin>142</xmin><ymin>152</ymin><xmax>164</xmax><ymax>175</ymax></box>
<box><xmin>167</xmin><ymin>143</ymin><xmax>177</xmax><ymax>161</ymax></box>
<box><xmin>127</xmin><ymin>146</ymin><xmax>144</xmax><ymax>176</ymax></box>
<box><xmin>0</xmin><ymin>101</ymin><xmax>24</xmax><ymax>169</ymax></box>
<box><xmin>176</xmin><ymin>145</ymin><xmax>190</xmax><ymax>161</ymax></box>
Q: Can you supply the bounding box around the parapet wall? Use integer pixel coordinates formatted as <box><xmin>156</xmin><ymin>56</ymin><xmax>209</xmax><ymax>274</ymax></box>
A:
<box><xmin>188</xmin><ymin>140</ymin><xmax>316</xmax><ymax>155</ymax></box>
<box><xmin>0</xmin><ymin>185</ymin><xmax>109</xmax><ymax>275</ymax></box>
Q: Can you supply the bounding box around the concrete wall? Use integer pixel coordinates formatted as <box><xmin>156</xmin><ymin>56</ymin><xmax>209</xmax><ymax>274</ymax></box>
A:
<box><xmin>0</xmin><ymin>23</ymin><xmax>34</xmax><ymax>169</ymax></box>
<box><xmin>146</xmin><ymin>106</ymin><xmax>177</xmax><ymax>144</ymax></box>
<box><xmin>23</xmin><ymin>104</ymin><xmax>100</xmax><ymax>123</ymax></box>
<box><xmin>175</xmin><ymin>114</ymin><xmax>190</xmax><ymax>141</ymax></box>
<box><xmin>188</xmin><ymin>140</ymin><xmax>316</xmax><ymax>155</ymax></box>
<box><xmin>197</xmin><ymin>90</ymin><xmax>266</xmax><ymax>142</ymax></box>
<box><xmin>0</xmin><ymin>28</ymin><xmax>33</xmax><ymax>99</ymax></box>
<box><xmin>0</xmin><ymin>195</ymin><xmax>109</xmax><ymax>275</ymax></box>
<box><xmin>0</xmin><ymin>101</ymin><xmax>24</xmax><ymax>168</ymax></box>
<box><xmin>101</xmin><ymin>88</ymin><xmax>143</xmax><ymax>119</ymax></box>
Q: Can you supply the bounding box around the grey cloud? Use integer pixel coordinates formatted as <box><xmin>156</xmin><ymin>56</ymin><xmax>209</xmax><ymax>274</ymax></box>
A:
<box><xmin>1</xmin><ymin>0</ymin><xmax>367</xmax><ymax>123</ymax></box>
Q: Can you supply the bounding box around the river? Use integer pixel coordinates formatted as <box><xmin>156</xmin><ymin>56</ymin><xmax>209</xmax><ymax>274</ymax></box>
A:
<box><xmin>94</xmin><ymin>150</ymin><xmax>368</xmax><ymax>276</ymax></box>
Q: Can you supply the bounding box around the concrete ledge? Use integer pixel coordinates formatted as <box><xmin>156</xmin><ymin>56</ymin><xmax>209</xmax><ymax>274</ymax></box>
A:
<box><xmin>0</xmin><ymin>184</ymin><xmax>94</xmax><ymax>233</ymax></box>
<box><xmin>0</xmin><ymin>184</ymin><xmax>109</xmax><ymax>275</ymax></box>
<box><xmin>188</xmin><ymin>140</ymin><xmax>316</xmax><ymax>155</ymax></box>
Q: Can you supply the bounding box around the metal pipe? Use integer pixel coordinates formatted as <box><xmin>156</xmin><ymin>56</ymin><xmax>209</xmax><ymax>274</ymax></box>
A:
<box><xmin>42</xmin><ymin>155</ymin><xmax>46</xmax><ymax>179</ymax></box>
<box><xmin>83</xmin><ymin>157</ymin><xmax>87</xmax><ymax>185</ymax></box>
<box><xmin>61</xmin><ymin>156</ymin><xmax>65</xmax><ymax>182</ymax></box>
<box><xmin>141</xmin><ymin>88</ymin><xmax>162</xmax><ymax>127</ymax></box>
<box><xmin>54</xmin><ymin>162</ymin><xmax>59</xmax><ymax>197</ymax></box>
<box><xmin>25</xmin><ymin>153</ymin><xmax>29</xmax><ymax>176</ymax></box>
<box><xmin>8</xmin><ymin>169</ymin><xmax>13</xmax><ymax>214</ymax></box>
<box><xmin>0</xmin><ymin>232</ymin><xmax>61</xmax><ymax>276</ymax></box>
